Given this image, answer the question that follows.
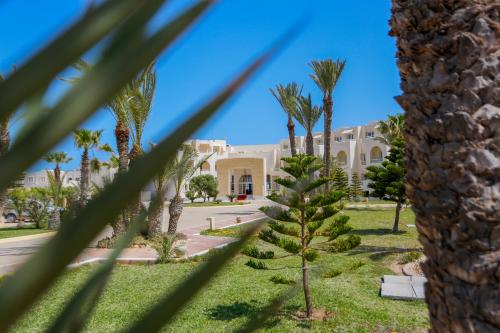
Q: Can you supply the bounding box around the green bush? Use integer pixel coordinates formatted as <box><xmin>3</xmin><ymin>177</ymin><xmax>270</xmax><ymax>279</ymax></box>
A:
<box><xmin>322</xmin><ymin>269</ymin><xmax>342</xmax><ymax>278</ymax></box>
<box><xmin>400</xmin><ymin>251</ymin><xmax>422</xmax><ymax>264</ymax></box>
<box><xmin>329</xmin><ymin>235</ymin><xmax>361</xmax><ymax>253</ymax></box>
<box><xmin>226</xmin><ymin>193</ymin><xmax>237</xmax><ymax>202</ymax></box>
<box><xmin>242</xmin><ymin>245</ymin><xmax>274</xmax><ymax>259</ymax></box>
<box><xmin>245</xmin><ymin>259</ymin><xmax>268</xmax><ymax>270</ymax></box>
<box><xmin>270</xmin><ymin>274</ymin><xmax>294</xmax><ymax>285</ymax></box>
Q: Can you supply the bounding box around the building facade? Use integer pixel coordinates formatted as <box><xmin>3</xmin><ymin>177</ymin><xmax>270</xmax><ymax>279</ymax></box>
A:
<box><xmin>24</xmin><ymin>122</ymin><xmax>389</xmax><ymax>200</ymax></box>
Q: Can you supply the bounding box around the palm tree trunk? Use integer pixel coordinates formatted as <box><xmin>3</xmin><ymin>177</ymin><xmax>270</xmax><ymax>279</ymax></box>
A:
<box><xmin>149</xmin><ymin>196</ymin><xmax>164</xmax><ymax>237</ymax></box>
<box><xmin>306</xmin><ymin>131</ymin><xmax>314</xmax><ymax>156</ymax></box>
<box><xmin>128</xmin><ymin>144</ymin><xmax>142</xmax><ymax>225</ymax></box>
<box><xmin>393</xmin><ymin>201</ymin><xmax>401</xmax><ymax>233</ymax></box>
<box><xmin>48</xmin><ymin>208</ymin><xmax>60</xmax><ymax>230</ymax></box>
<box><xmin>323</xmin><ymin>96</ymin><xmax>333</xmax><ymax>192</ymax></box>
<box><xmin>287</xmin><ymin>115</ymin><xmax>297</xmax><ymax>156</ymax></box>
<box><xmin>54</xmin><ymin>164</ymin><xmax>61</xmax><ymax>184</ymax></box>
<box><xmin>168</xmin><ymin>194</ymin><xmax>183</xmax><ymax>234</ymax></box>
<box><xmin>79</xmin><ymin>148</ymin><xmax>90</xmax><ymax>208</ymax></box>
<box><xmin>391</xmin><ymin>2</ymin><xmax>499</xmax><ymax>331</ymax></box>
<box><xmin>0</xmin><ymin>124</ymin><xmax>8</xmax><ymax>223</ymax></box>
<box><xmin>114</xmin><ymin>120</ymin><xmax>129</xmax><ymax>235</ymax></box>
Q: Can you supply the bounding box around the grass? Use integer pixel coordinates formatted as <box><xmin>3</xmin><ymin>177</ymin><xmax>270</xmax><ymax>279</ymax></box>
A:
<box><xmin>0</xmin><ymin>226</ymin><xmax>50</xmax><ymax>239</ymax></box>
<box><xmin>184</xmin><ymin>201</ymin><xmax>249</xmax><ymax>207</ymax></box>
<box><xmin>10</xmin><ymin>208</ymin><xmax>427</xmax><ymax>332</ymax></box>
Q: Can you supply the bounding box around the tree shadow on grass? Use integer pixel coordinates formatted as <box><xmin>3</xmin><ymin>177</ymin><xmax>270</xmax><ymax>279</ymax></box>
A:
<box><xmin>351</xmin><ymin>228</ymin><xmax>407</xmax><ymax>236</ymax></box>
<box><xmin>206</xmin><ymin>300</ymin><xmax>282</xmax><ymax>328</ymax></box>
<box><xmin>349</xmin><ymin>245</ymin><xmax>421</xmax><ymax>261</ymax></box>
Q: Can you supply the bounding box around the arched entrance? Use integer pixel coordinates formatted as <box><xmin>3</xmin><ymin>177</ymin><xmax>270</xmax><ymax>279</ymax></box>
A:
<box><xmin>239</xmin><ymin>174</ymin><xmax>253</xmax><ymax>195</ymax></box>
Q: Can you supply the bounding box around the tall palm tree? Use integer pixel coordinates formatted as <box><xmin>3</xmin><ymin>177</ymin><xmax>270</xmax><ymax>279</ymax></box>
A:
<box><xmin>270</xmin><ymin>82</ymin><xmax>302</xmax><ymax>155</ymax></box>
<box><xmin>376</xmin><ymin>113</ymin><xmax>405</xmax><ymax>145</ymax></box>
<box><xmin>126</xmin><ymin>63</ymin><xmax>156</xmax><ymax>223</ymax></box>
<box><xmin>309</xmin><ymin>59</ymin><xmax>345</xmax><ymax>190</ymax></box>
<box><xmin>164</xmin><ymin>145</ymin><xmax>207</xmax><ymax>235</ymax></box>
<box><xmin>390</xmin><ymin>2</ymin><xmax>498</xmax><ymax>331</ymax></box>
<box><xmin>46</xmin><ymin>172</ymin><xmax>64</xmax><ymax>230</ymax></box>
<box><xmin>43</xmin><ymin>152</ymin><xmax>72</xmax><ymax>184</ymax></box>
<box><xmin>73</xmin><ymin>129</ymin><xmax>103</xmax><ymax>207</ymax></box>
<box><xmin>294</xmin><ymin>94</ymin><xmax>323</xmax><ymax>156</ymax></box>
<box><xmin>0</xmin><ymin>74</ymin><xmax>9</xmax><ymax>223</ymax></box>
<box><xmin>68</xmin><ymin>60</ymin><xmax>131</xmax><ymax>234</ymax></box>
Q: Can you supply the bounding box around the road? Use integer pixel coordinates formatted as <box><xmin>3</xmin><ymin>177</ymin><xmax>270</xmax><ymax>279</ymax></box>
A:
<box><xmin>0</xmin><ymin>200</ymin><xmax>270</xmax><ymax>274</ymax></box>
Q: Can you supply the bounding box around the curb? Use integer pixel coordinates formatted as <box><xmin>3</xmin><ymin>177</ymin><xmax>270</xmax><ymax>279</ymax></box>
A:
<box><xmin>0</xmin><ymin>231</ymin><xmax>55</xmax><ymax>245</ymax></box>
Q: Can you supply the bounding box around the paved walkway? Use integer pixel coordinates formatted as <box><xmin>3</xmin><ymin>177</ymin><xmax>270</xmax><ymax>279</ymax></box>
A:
<box><xmin>0</xmin><ymin>201</ymin><xmax>269</xmax><ymax>274</ymax></box>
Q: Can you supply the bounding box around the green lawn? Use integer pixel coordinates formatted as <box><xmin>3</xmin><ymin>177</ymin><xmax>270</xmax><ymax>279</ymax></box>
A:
<box><xmin>11</xmin><ymin>208</ymin><xmax>427</xmax><ymax>333</ymax></box>
<box><xmin>184</xmin><ymin>201</ymin><xmax>249</xmax><ymax>207</ymax></box>
<box><xmin>0</xmin><ymin>226</ymin><xmax>50</xmax><ymax>239</ymax></box>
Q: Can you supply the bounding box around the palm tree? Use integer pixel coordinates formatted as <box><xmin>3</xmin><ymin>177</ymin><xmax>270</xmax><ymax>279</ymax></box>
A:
<box><xmin>73</xmin><ymin>129</ymin><xmax>103</xmax><ymax>207</ymax></box>
<box><xmin>164</xmin><ymin>145</ymin><xmax>207</xmax><ymax>235</ymax></box>
<box><xmin>376</xmin><ymin>113</ymin><xmax>405</xmax><ymax>145</ymax></box>
<box><xmin>46</xmin><ymin>172</ymin><xmax>64</xmax><ymax>230</ymax></box>
<box><xmin>270</xmin><ymin>82</ymin><xmax>302</xmax><ymax>155</ymax></box>
<box><xmin>293</xmin><ymin>94</ymin><xmax>323</xmax><ymax>156</ymax></box>
<box><xmin>0</xmin><ymin>74</ymin><xmax>9</xmax><ymax>223</ymax></box>
<box><xmin>43</xmin><ymin>152</ymin><xmax>72</xmax><ymax>184</ymax></box>
<box><xmin>126</xmin><ymin>63</ymin><xmax>156</xmax><ymax>223</ymax></box>
<box><xmin>390</xmin><ymin>2</ymin><xmax>498</xmax><ymax>331</ymax></box>
<box><xmin>309</xmin><ymin>59</ymin><xmax>345</xmax><ymax>190</ymax></box>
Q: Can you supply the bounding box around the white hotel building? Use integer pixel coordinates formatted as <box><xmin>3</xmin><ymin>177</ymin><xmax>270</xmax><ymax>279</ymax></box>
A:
<box><xmin>23</xmin><ymin>122</ymin><xmax>388</xmax><ymax>200</ymax></box>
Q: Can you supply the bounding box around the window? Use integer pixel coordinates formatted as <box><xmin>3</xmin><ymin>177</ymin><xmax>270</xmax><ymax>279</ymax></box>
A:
<box><xmin>239</xmin><ymin>175</ymin><xmax>253</xmax><ymax>195</ymax></box>
<box><xmin>337</xmin><ymin>151</ymin><xmax>347</xmax><ymax>165</ymax></box>
<box><xmin>361</xmin><ymin>153</ymin><xmax>366</xmax><ymax>165</ymax></box>
<box><xmin>68</xmin><ymin>177</ymin><xmax>73</xmax><ymax>181</ymax></box>
<box><xmin>266</xmin><ymin>175</ymin><xmax>271</xmax><ymax>190</ymax></box>
<box><xmin>365</xmin><ymin>131</ymin><xmax>375</xmax><ymax>138</ymax></box>
<box><xmin>335</xmin><ymin>136</ymin><xmax>342</xmax><ymax>142</ymax></box>
<box><xmin>346</xmin><ymin>134</ymin><xmax>354</xmax><ymax>140</ymax></box>
<box><xmin>76</xmin><ymin>177</ymin><xmax>80</xmax><ymax>181</ymax></box>
<box><xmin>201</xmin><ymin>161</ymin><xmax>210</xmax><ymax>171</ymax></box>
<box><xmin>27</xmin><ymin>177</ymin><xmax>34</xmax><ymax>183</ymax></box>
<box><xmin>230</xmin><ymin>175</ymin><xmax>235</xmax><ymax>193</ymax></box>
<box><xmin>370</xmin><ymin>147</ymin><xmax>383</xmax><ymax>163</ymax></box>
<box><xmin>40</xmin><ymin>177</ymin><xmax>46</xmax><ymax>182</ymax></box>
<box><xmin>283</xmin><ymin>144</ymin><xmax>289</xmax><ymax>149</ymax></box>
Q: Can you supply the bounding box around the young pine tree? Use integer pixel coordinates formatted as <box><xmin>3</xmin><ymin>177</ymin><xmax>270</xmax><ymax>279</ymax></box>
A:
<box><xmin>349</xmin><ymin>172</ymin><xmax>363</xmax><ymax>202</ymax></box>
<box><xmin>245</xmin><ymin>154</ymin><xmax>361</xmax><ymax>319</ymax></box>
<box><xmin>331</xmin><ymin>165</ymin><xmax>349</xmax><ymax>198</ymax></box>
<box><xmin>365</xmin><ymin>138</ymin><xmax>406</xmax><ymax>232</ymax></box>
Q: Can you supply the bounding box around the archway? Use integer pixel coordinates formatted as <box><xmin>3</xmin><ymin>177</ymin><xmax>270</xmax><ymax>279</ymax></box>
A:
<box><xmin>370</xmin><ymin>147</ymin><xmax>383</xmax><ymax>163</ymax></box>
<box><xmin>337</xmin><ymin>151</ymin><xmax>347</xmax><ymax>165</ymax></box>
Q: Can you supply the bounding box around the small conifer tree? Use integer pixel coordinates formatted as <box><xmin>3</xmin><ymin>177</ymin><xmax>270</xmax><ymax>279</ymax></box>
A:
<box><xmin>244</xmin><ymin>154</ymin><xmax>360</xmax><ymax>318</ymax></box>
<box><xmin>349</xmin><ymin>172</ymin><xmax>363</xmax><ymax>202</ymax></box>
<box><xmin>331</xmin><ymin>165</ymin><xmax>349</xmax><ymax>198</ymax></box>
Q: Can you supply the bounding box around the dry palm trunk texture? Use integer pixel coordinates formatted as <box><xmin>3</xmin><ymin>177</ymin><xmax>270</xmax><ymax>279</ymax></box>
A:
<box><xmin>287</xmin><ymin>114</ymin><xmax>297</xmax><ymax>156</ymax></box>
<box><xmin>168</xmin><ymin>195</ymin><xmax>183</xmax><ymax>234</ymax></box>
<box><xmin>323</xmin><ymin>96</ymin><xmax>333</xmax><ymax>191</ymax></box>
<box><xmin>390</xmin><ymin>1</ymin><xmax>499</xmax><ymax>332</ymax></box>
<box><xmin>79</xmin><ymin>149</ymin><xmax>90</xmax><ymax>208</ymax></box>
<box><xmin>0</xmin><ymin>124</ymin><xmax>8</xmax><ymax>222</ymax></box>
<box><xmin>114</xmin><ymin>121</ymin><xmax>130</xmax><ymax>235</ymax></box>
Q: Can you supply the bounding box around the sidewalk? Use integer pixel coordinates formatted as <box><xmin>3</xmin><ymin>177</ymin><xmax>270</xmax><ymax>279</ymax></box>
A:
<box><xmin>0</xmin><ymin>212</ymin><xmax>267</xmax><ymax>274</ymax></box>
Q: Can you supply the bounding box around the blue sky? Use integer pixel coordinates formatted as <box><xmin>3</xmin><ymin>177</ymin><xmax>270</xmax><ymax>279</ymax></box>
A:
<box><xmin>0</xmin><ymin>0</ymin><xmax>402</xmax><ymax>170</ymax></box>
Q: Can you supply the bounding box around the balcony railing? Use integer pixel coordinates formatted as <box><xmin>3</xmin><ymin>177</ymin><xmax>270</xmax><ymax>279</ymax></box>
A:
<box><xmin>370</xmin><ymin>158</ymin><xmax>383</xmax><ymax>163</ymax></box>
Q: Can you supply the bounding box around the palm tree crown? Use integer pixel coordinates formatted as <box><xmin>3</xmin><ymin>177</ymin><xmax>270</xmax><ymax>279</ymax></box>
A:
<box><xmin>127</xmin><ymin>63</ymin><xmax>156</xmax><ymax>159</ymax></box>
<box><xmin>376</xmin><ymin>113</ymin><xmax>405</xmax><ymax>145</ymax></box>
<box><xmin>73</xmin><ymin>129</ymin><xmax>103</xmax><ymax>151</ymax></box>
<box><xmin>44</xmin><ymin>151</ymin><xmax>72</xmax><ymax>165</ymax></box>
<box><xmin>270</xmin><ymin>82</ymin><xmax>302</xmax><ymax>115</ymax></box>
<box><xmin>294</xmin><ymin>94</ymin><xmax>323</xmax><ymax>133</ymax></box>
<box><xmin>309</xmin><ymin>59</ymin><xmax>346</xmax><ymax>98</ymax></box>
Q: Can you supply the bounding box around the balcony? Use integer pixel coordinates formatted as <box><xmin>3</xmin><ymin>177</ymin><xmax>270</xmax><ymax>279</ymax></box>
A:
<box><xmin>370</xmin><ymin>158</ymin><xmax>383</xmax><ymax>163</ymax></box>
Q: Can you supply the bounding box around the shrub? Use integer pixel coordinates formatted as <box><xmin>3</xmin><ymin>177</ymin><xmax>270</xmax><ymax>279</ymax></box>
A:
<box><xmin>349</xmin><ymin>260</ymin><xmax>366</xmax><ymax>270</ymax></box>
<box><xmin>270</xmin><ymin>274</ymin><xmax>294</xmax><ymax>285</ymax></box>
<box><xmin>245</xmin><ymin>259</ymin><xmax>268</xmax><ymax>270</ymax></box>
<box><xmin>322</xmin><ymin>269</ymin><xmax>342</xmax><ymax>278</ymax></box>
<box><xmin>329</xmin><ymin>235</ymin><xmax>361</xmax><ymax>253</ymax></box>
<box><xmin>226</xmin><ymin>193</ymin><xmax>237</xmax><ymax>202</ymax></box>
<box><xmin>242</xmin><ymin>245</ymin><xmax>274</xmax><ymax>259</ymax></box>
<box><xmin>400</xmin><ymin>251</ymin><xmax>422</xmax><ymax>264</ymax></box>
<box><xmin>152</xmin><ymin>234</ymin><xmax>186</xmax><ymax>263</ymax></box>
<box><xmin>185</xmin><ymin>190</ymin><xmax>198</xmax><ymax>203</ymax></box>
